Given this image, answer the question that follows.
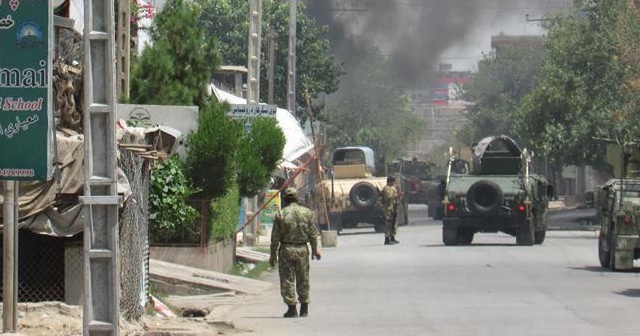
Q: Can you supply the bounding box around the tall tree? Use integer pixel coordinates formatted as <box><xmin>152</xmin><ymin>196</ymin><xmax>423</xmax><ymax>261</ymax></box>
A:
<box><xmin>460</xmin><ymin>46</ymin><xmax>545</xmax><ymax>145</ymax></box>
<box><xmin>517</xmin><ymin>0</ymin><xmax>640</xmax><ymax>172</ymax></box>
<box><xmin>197</xmin><ymin>0</ymin><xmax>343</xmax><ymax>120</ymax></box>
<box><xmin>324</xmin><ymin>45</ymin><xmax>424</xmax><ymax>166</ymax></box>
<box><xmin>130</xmin><ymin>0</ymin><xmax>220</xmax><ymax>108</ymax></box>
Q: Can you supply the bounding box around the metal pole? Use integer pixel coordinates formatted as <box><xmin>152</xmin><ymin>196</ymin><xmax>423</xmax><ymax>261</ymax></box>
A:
<box><xmin>3</xmin><ymin>180</ymin><xmax>17</xmax><ymax>333</ymax></box>
<box><xmin>267</xmin><ymin>26</ymin><xmax>275</xmax><ymax>105</ymax></box>
<box><xmin>287</xmin><ymin>0</ymin><xmax>297</xmax><ymax>114</ymax></box>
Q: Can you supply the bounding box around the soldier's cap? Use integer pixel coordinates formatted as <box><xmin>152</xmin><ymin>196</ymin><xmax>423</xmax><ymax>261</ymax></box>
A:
<box><xmin>283</xmin><ymin>187</ymin><xmax>297</xmax><ymax>197</ymax></box>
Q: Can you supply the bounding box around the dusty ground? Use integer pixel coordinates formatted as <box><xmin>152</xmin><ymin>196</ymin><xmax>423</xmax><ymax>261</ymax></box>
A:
<box><xmin>0</xmin><ymin>301</ymin><xmax>240</xmax><ymax>336</ymax></box>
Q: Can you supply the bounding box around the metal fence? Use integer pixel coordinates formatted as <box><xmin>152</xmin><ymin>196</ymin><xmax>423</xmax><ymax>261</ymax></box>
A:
<box><xmin>0</xmin><ymin>230</ymin><xmax>80</xmax><ymax>303</ymax></box>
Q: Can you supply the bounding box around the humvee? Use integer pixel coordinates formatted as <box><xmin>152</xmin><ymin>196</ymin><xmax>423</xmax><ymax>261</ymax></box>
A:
<box><xmin>441</xmin><ymin>135</ymin><xmax>552</xmax><ymax>245</ymax></box>
<box><xmin>321</xmin><ymin>146</ymin><xmax>408</xmax><ymax>233</ymax></box>
<box><xmin>388</xmin><ymin>158</ymin><xmax>444</xmax><ymax>218</ymax></box>
<box><xmin>595</xmin><ymin>142</ymin><xmax>640</xmax><ymax>271</ymax></box>
<box><xmin>596</xmin><ymin>178</ymin><xmax>640</xmax><ymax>270</ymax></box>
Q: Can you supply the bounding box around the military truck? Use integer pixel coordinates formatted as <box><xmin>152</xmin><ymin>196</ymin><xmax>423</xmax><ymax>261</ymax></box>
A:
<box><xmin>596</xmin><ymin>144</ymin><xmax>640</xmax><ymax>271</ymax></box>
<box><xmin>321</xmin><ymin>146</ymin><xmax>408</xmax><ymax>233</ymax></box>
<box><xmin>441</xmin><ymin>135</ymin><xmax>552</xmax><ymax>246</ymax></box>
<box><xmin>388</xmin><ymin>158</ymin><xmax>444</xmax><ymax>218</ymax></box>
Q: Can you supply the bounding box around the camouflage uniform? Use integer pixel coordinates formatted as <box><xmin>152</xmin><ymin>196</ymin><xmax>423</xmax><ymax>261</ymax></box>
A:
<box><xmin>380</xmin><ymin>184</ymin><xmax>401</xmax><ymax>238</ymax></box>
<box><xmin>270</xmin><ymin>202</ymin><xmax>319</xmax><ymax>305</ymax></box>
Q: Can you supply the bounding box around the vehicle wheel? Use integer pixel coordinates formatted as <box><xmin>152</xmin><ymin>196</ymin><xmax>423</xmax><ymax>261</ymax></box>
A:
<box><xmin>427</xmin><ymin>204</ymin><xmax>436</xmax><ymax>218</ymax></box>
<box><xmin>534</xmin><ymin>230</ymin><xmax>546</xmax><ymax>245</ymax></box>
<box><xmin>433</xmin><ymin>204</ymin><xmax>444</xmax><ymax>220</ymax></box>
<box><xmin>374</xmin><ymin>221</ymin><xmax>385</xmax><ymax>233</ymax></box>
<box><xmin>466</xmin><ymin>180</ymin><xmax>503</xmax><ymax>215</ymax></box>
<box><xmin>457</xmin><ymin>229</ymin><xmax>474</xmax><ymax>245</ymax></box>
<box><xmin>443</xmin><ymin>228</ymin><xmax>458</xmax><ymax>246</ymax></box>
<box><xmin>349</xmin><ymin>181</ymin><xmax>379</xmax><ymax>209</ymax></box>
<box><xmin>608</xmin><ymin>224</ymin><xmax>617</xmax><ymax>271</ymax></box>
<box><xmin>598</xmin><ymin>232</ymin><xmax>610</xmax><ymax>268</ymax></box>
<box><xmin>516</xmin><ymin>220</ymin><xmax>534</xmax><ymax>246</ymax></box>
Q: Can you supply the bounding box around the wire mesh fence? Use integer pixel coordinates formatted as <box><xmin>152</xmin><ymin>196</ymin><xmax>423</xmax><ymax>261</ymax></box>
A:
<box><xmin>118</xmin><ymin>145</ymin><xmax>152</xmax><ymax>320</ymax></box>
<box><xmin>0</xmin><ymin>230</ymin><xmax>81</xmax><ymax>303</ymax></box>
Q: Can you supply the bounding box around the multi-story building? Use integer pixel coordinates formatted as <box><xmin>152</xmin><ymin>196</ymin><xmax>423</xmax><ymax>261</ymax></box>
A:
<box><xmin>406</xmin><ymin>68</ymin><xmax>472</xmax><ymax>162</ymax></box>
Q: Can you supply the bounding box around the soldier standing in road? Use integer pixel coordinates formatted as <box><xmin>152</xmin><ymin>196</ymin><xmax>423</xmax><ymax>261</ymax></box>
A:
<box><xmin>270</xmin><ymin>187</ymin><xmax>322</xmax><ymax>318</ymax></box>
<box><xmin>380</xmin><ymin>176</ymin><xmax>402</xmax><ymax>245</ymax></box>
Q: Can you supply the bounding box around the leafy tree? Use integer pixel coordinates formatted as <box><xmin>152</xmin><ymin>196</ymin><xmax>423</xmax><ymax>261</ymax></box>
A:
<box><xmin>517</xmin><ymin>0</ymin><xmax>640</xmax><ymax>172</ymax></box>
<box><xmin>236</xmin><ymin>117</ymin><xmax>286</xmax><ymax>197</ymax></box>
<box><xmin>186</xmin><ymin>102</ymin><xmax>243</xmax><ymax>200</ymax></box>
<box><xmin>197</xmin><ymin>0</ymin><xmax>343</xmax><ymax>120</ymax></box>
<box><xmin>460</xmin><ymin>46</ymin><xmax>545</xmax><ymax>145</ymax></box>
<box><xmin>130</xmin><ymin>0</ymin><xmax>220</xmax><ymax>108</ymax></box>
<box><xmin>324</xmin><ymin>45</ymin><xmax>424</xmax><ymax>166</ymax></box>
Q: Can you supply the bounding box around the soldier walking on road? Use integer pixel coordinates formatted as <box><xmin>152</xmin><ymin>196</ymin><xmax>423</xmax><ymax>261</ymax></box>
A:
<box><xmin>380</xmin><ymin>176</ymin><xmax>402</xmax><ymax>245</ymax></box>
<box><xmin>270</xmin><ymin>187</ymin><xmax>322</xmax><ymax>318</ymax></box>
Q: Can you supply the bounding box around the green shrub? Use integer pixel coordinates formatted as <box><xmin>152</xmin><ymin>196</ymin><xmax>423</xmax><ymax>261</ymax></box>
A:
<box><xmin>236</xmin><ymin>117</ymin><xmax>285</xmax><ymax>197</ymax></box>
<box><xmin>186</xmin><ymin>103</ymin><xmax>242</xmax><ymax>200</ymax></box>
<box><xmin>149</xmin><ymin>156</ymin><xmax>200</xmax><ymax>241</ymax></box>
<box><xmin>209</xmin><ymin>183</ymin><xmax>240</xmax><ymax>242</ymax></box>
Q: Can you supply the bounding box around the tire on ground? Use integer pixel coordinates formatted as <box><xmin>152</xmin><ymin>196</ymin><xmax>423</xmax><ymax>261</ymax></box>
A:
<box><xmin>598</xmin><ymin>232</ymin><xmax>610</xmax><ymax>268</ymax></box>
<box><xmin>349</xmin><ymin>181</ymin><xmax>379</xmax><ymax>209</ymax></box>
<box><xmin>534</xmin><ymin>230</ymin><xmax>546</xmax><ymax>245</ymax></box>
<box><xmin>516</xmin><ymin>219</ymin><xmax>534</xmax><ymax>246</ymax></box>
<box><xmin>442</xmin><ymin>228</ymin><xmax>458</xmax><ymax>246</ymax></box>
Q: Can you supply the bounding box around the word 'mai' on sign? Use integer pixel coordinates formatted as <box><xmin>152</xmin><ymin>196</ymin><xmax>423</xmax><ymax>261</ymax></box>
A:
<box><xmin>227</xmin><ymin>104</ymin><xmax>277</xmax><ymax>119</ymax></box>
<box><xmin>0</xmin><ymin>1</ymin><xmax>53</xmax><ymax>181</ymax></box>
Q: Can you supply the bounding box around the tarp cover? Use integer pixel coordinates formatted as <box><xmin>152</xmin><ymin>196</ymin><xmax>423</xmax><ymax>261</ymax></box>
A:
<box><xmin>472</xmin><ymin>135</ymin><xmax>522</xmax><ymax>163</ymax></box>
<box><xmin>0</xmin><ymin>131</ymin><xmax>132</xmax><ymax>237</ymax></box>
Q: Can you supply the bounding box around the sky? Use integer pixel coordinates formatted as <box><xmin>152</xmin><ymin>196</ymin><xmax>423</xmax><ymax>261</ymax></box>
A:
<box><xmin>305</xmin><ymin>0</ymin><xmax>573</xmax><ymax>83</ymax></box>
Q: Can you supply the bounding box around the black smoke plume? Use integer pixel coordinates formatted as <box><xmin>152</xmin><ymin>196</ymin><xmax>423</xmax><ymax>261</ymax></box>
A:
<box><xmin>305</xmin><ymin>0</ymin><xmax>571</xmax><ymax>86</ymax></box>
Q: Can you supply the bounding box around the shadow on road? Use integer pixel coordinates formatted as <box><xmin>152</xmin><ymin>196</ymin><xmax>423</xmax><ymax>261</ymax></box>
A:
<box><xmin>337</xmin><ymin>230</ymin><xmax>380</xmax><ymax>236</ymax></box>
<box><xmin>420</xmin><ymin>243</ymin><xmax>519</xmax><ymax>248</ymax></box>
<box><xmin>568</xmin><ymin>266</ymin><xmax>609</xmax><ymax>273</ymax></box>
<box><xmin>568</xmin><ymin>266</ymin><xmax>640</xmax><ymax>273</ymax></box>
<box><xmin>614</xmin><ymin>288</ymin><xmax>640</xmax><ymax>298</ymax></box>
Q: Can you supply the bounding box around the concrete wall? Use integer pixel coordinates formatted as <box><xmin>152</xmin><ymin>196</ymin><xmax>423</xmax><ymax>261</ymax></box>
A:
<box><xmin>149</xmin><ymin>237</ymin><xmax>236</xmax><ymax>273</ymax></box>
<box><xmin>117</xmin><ymin>104</ymin><xmax>199</xmax><ymax>158</ymax></box>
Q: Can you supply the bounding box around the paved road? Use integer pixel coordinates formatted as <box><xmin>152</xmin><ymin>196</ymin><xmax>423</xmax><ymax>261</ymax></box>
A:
<box><xmin>224</xmin><ymin>205</ymin><xmax>640</xmax><ymax>336</ymax></box>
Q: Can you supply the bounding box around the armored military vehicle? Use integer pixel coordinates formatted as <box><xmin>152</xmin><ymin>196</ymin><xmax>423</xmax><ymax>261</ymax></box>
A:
<box><xmin>321</xmin><ymin>146</ymin><xmax>408</xmax><ymax>233</ymax></box>
<box><xmin>441</xmin><ymin>135</ymin><xmax>552</xmax><ymax>246</ymax></box>
<box><xmin>388</xmin><ymin>158</ymin><xmax>444</xmax><ymax>218</ymax></box>
<box><xmin>596</xmin><ymin>179</ymin><xmax>640</xmax><ymax>270</ymax></box>
<box><xmin>596</xmin><ymin>144</ymin><xmax>640</xmax><ymax>271</ymax></box>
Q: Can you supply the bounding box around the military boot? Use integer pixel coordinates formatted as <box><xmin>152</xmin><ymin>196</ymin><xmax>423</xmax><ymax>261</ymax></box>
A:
<box><xmin>299</xmin><ymin>303</ymin><xmax>308</xmax><ymax>317</ymax></box>
<box><xmin>384</xmin><ymin>237</ymin><xmax>392</xmax><ymax>245</ymax></box>
<box><xmin>391</xmin><ymin>235</ymin><xmax>400</xmax><ymax>244</ymax></box>
<box><xmin>283</xmin><ymin>305</ymin><xmax>298</xmax><ymax>318</ymax></box>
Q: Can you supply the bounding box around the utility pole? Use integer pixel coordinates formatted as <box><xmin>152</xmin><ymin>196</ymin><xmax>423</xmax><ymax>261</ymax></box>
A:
<box><xmin>116</xmin><ymin>0</ymin><xmax>131</xmax><ymax>100</ymax></box>
<box><xmin>247</xmin><ymin>0</ymin><xmax>262</xmax><ymax>104</ymax></box>
<box><xmin>82</xmin><ymin>0</ymin><xmax>120</xmax><ymax>334</ymax></box>
<box><xmin>267</xmin><ymin>26</ymin><xmax>276</xmax><ymax>105</ymax></box>
<box><xmin>287</xmin><ymin>0</ymin><xmax>297</xmax><ymax>115</ymax></box>
<box><xmin>3</xmin><ymin>181</ymin><xmax>18</xmax><ymax>333</ymax></box>
<box><xmin>245</xmin><ymin>0</ymin><xmax>263</xmax><ymax>245</ymax></box>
